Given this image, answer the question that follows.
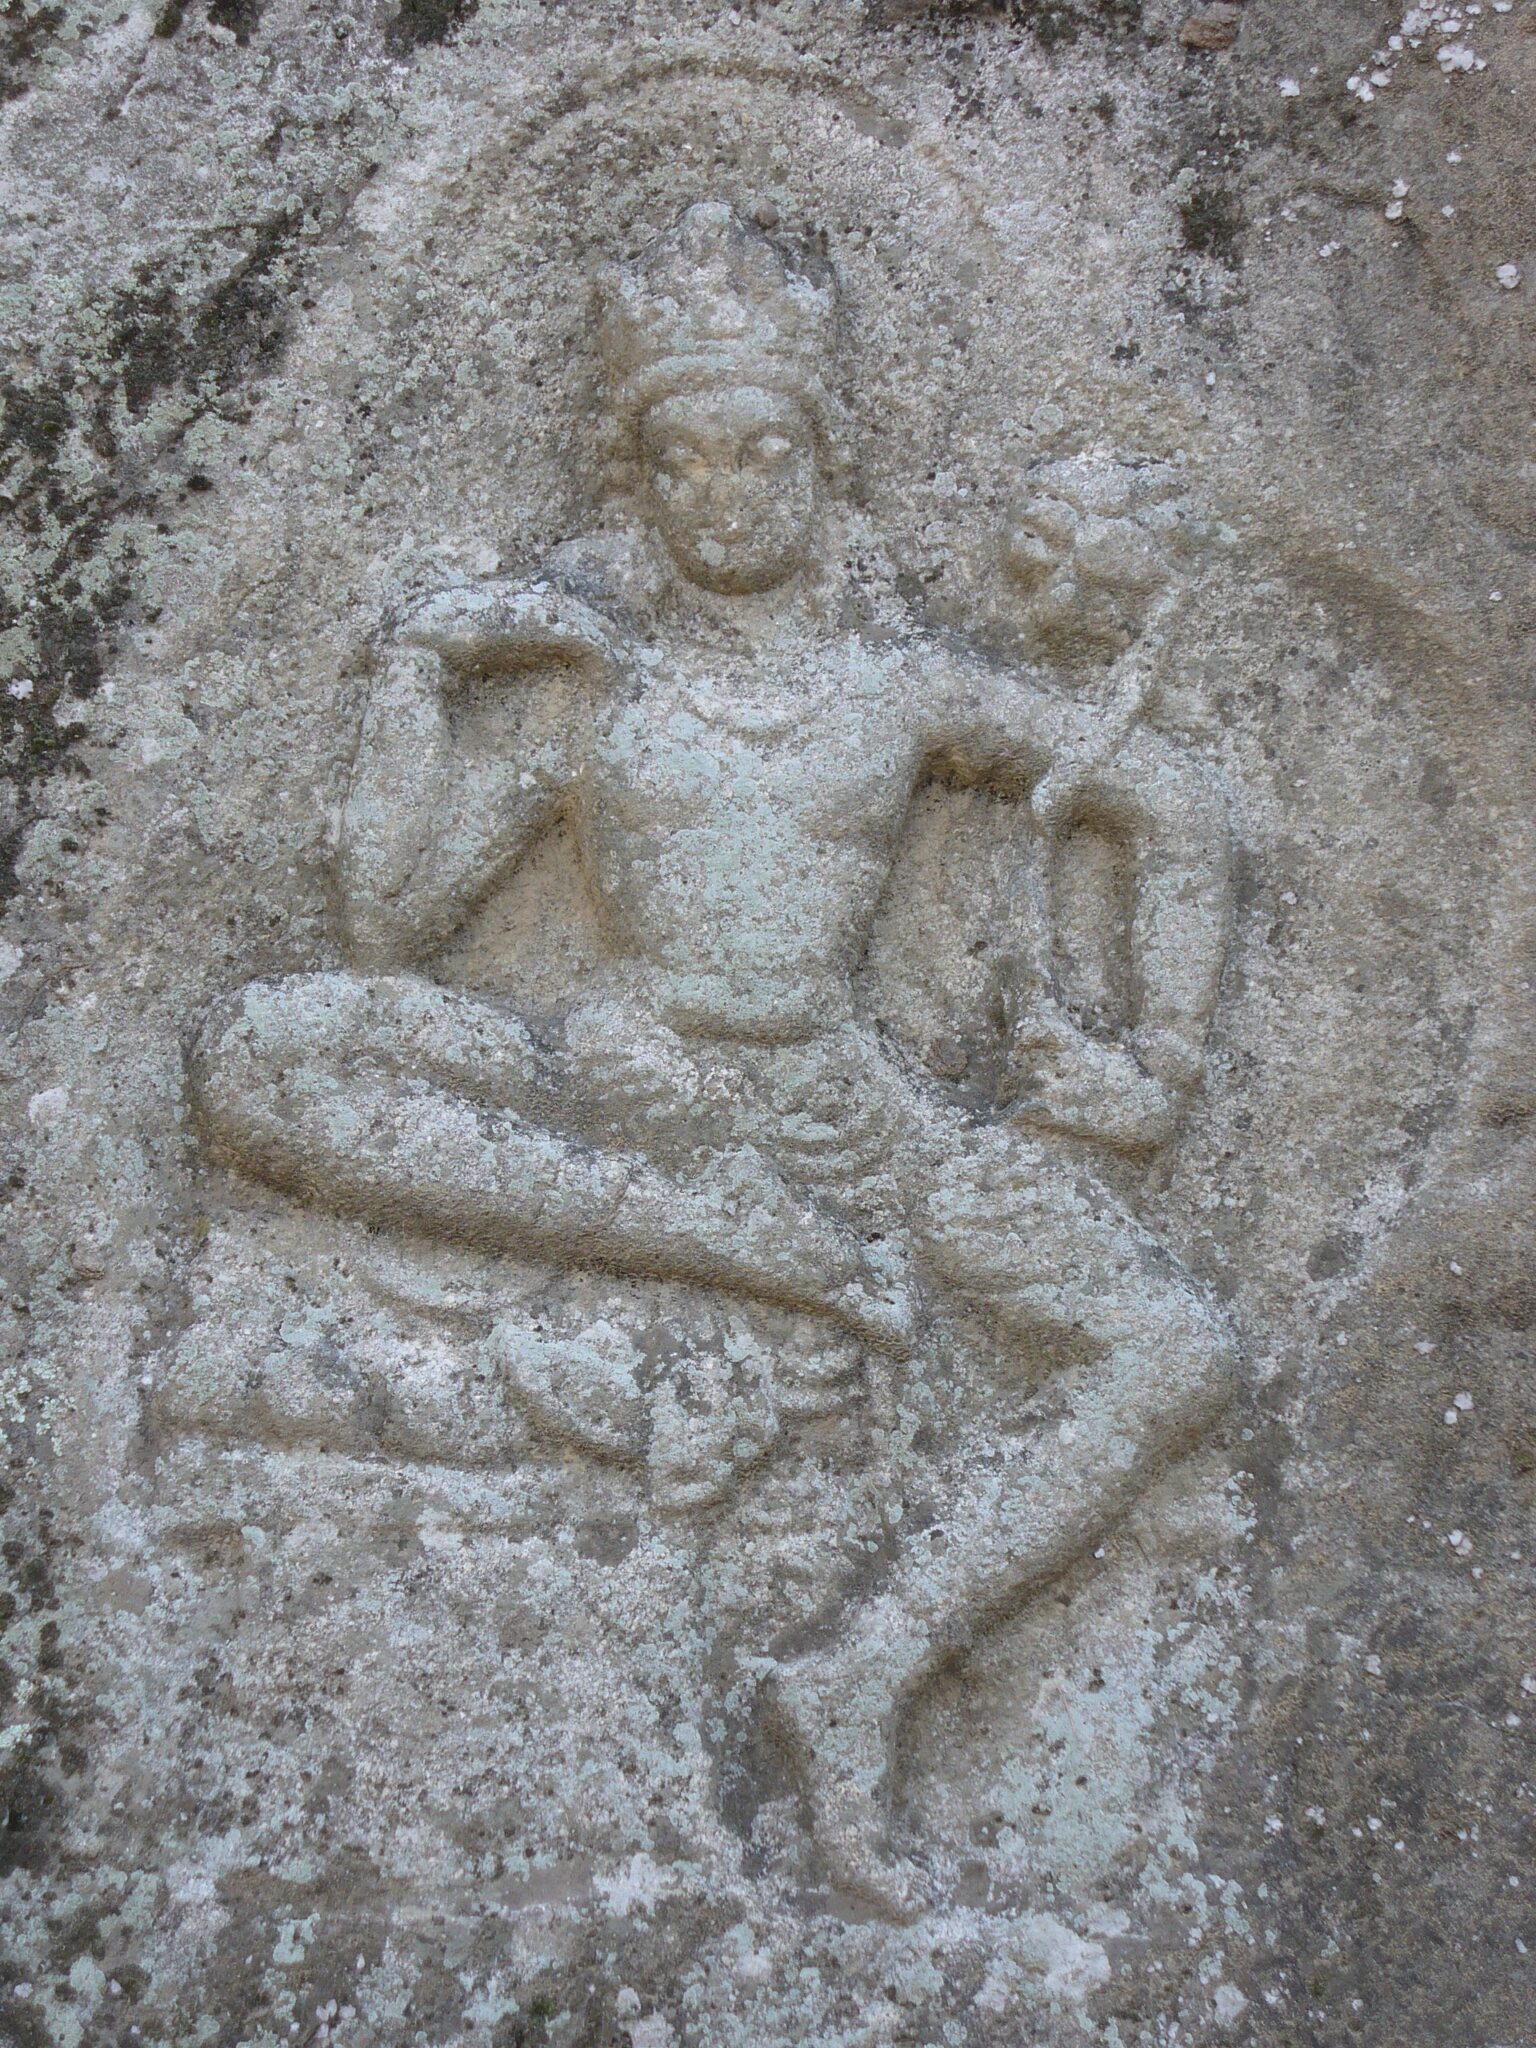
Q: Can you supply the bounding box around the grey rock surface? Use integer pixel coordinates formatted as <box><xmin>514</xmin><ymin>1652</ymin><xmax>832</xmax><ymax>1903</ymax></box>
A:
<box><xmin>1</xmin><ymin>5</ymin><xmax>1531</xmax><ymax>2046</ymax></box>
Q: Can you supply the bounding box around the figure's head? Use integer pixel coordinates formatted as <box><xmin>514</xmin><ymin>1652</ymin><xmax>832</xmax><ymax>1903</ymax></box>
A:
<box><xmin>1002</xmin><ymin>457</ymin><xmax>1197</xmax><ymax>665</ymax></box>
<box><xmin>639</xmin><ymin>383</ymin><xmax>817</xmax><ymax>594</ymax></box>
<box><xmin>601</xmin><ymin>202</ymin><xmax>842</xmax><ymax>594</ymax></box>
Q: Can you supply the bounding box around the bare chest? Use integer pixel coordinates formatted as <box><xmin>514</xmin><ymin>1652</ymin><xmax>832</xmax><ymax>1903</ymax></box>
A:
<box><xmin>586</xmin><ymin>659</ymin><xmax>912</xmax><ymax>843</ymax></box>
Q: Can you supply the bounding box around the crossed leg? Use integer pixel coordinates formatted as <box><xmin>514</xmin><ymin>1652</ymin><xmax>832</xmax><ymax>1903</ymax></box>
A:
<box><xmin>186</xmin><ymin>971</ymin><xmax>910</xmax><ymax>1353</ymax></box>
<box><xmin>190</xmin><ymin>978</ymin><xmax>1232</xmax><ymax>1912</ymax></box>
<box><xmin>770</xmin><ymin>1098</ymin><xmax>1237</xmax><ymax>1917</ymax></box>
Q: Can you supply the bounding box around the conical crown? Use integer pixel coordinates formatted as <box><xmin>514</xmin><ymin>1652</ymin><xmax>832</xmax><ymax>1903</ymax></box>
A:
<box><xmin>601</xmin><ymin>201</ymin><xmax>838</xmax><ymax>433</ymax></box>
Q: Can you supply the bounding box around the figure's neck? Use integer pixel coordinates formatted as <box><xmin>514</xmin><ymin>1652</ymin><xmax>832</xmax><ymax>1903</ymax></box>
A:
<box><xmin>665</xmin><ymin>564</ymin><xmax>840</xmax><ymax>650</ymax></box>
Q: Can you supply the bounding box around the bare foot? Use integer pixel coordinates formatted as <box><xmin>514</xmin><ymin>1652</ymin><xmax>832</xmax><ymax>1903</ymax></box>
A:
<box><xmin>768</xmin><ymin>1653</ymin><xmax>930</xmax><ymax>1923</ymax></box>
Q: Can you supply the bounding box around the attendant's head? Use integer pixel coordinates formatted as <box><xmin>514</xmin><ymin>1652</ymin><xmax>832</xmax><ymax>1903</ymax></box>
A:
<box><xmin>1003</xmin><ymin>457</ymin><xmax>1209</xmax><ymax>666</ymax></box>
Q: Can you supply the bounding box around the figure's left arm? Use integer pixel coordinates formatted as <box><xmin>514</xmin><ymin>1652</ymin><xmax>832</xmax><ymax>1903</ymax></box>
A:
<box><xmin>922</xmin><ymin>642</ymin><xmax>1232</xmax><ymax>1106</ymax></box>
<box><xmin>919</xmin><ymin>638</ymin><xmax>1071</xmax><ymax>793</ymax></box>
<box><xmin>1039</xmin><ymin>720</ymin><xmax>1233</xmax><ymax>1096</ymax></box>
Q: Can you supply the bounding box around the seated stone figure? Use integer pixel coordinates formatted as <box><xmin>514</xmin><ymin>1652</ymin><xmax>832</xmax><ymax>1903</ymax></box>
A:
<box><xmin>188</xmin><ymin>201</ymin><xmax>1237</xmax><ymax>1917</ymax></box>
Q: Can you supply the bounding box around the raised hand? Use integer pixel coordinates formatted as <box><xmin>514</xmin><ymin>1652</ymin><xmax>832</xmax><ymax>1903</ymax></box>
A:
<box><xmin>999</xmin><ymin>996</ymin><xmax>1180</xmax><ymax>1152</ymax></box>
<box><xmin>397</xmin><ymin>580</ymin><xmax>633</xmax><ymax>685</ymax></box>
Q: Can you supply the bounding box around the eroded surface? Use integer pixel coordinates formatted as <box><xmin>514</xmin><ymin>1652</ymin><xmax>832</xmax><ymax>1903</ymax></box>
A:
<box><xmin>1</xmin><ymin>5</ymin><xmax>1531</xmax><ymax>2046</ymax></box>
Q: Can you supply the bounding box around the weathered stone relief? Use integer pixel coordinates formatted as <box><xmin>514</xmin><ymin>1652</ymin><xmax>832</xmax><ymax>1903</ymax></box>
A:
<box><xmin>176</xmin><ymin>198</ymin><xmax>1237</xmax><ymax>1919</ymax></box>
<box><xmin>5</xmin><ymin>8</ymin><xmax>1532</xmax><ymax>2046</ymax></box>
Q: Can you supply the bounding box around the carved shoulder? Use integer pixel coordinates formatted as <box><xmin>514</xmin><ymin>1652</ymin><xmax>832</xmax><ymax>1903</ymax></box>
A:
<box><xmin>395</xmin><ymin>577</ymin><xmax>634</xmax><ymax>687</ymax></box>
<box><xmin>542</xmin><ymin>527</ymin><xmax>667</xmax><ymax>625</ymax></box>
<box><xmin>913</xmin><ymin>632</ymin><xmax>1076</xmax><ymax>785</ymax></box>
<box><xmin>1099</xmin><ymin>719</ymin><xmax>1230</xmax><ymax>834</ymax></box>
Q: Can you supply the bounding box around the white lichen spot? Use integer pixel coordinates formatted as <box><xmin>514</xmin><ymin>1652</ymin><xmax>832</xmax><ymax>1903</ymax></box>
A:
<box><xmin>596</xmin><ymin>1852</ymin><xmax>674</xmax><ymax>1917</ymax></box>
<box><xmin>1213</xmin><ymin>1982</ymin><xmax>1249</xmax><ymax>2028</ymax></box>
<box><xmin>272</xmin><ymin>1916</ymin><xmax>317</xmax><ymax>1966</ymax></box>
<box><xmin>26</xmin><ymin>1085</ymin><xmax>69</xmax><ymax>1130</ymax></box>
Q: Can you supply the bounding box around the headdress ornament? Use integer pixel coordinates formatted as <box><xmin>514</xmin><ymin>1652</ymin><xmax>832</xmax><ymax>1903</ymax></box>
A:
<box><xmin>600</xmin><ymin>201</ymin><xmax>841</xmax><ymax>442</ymax></box>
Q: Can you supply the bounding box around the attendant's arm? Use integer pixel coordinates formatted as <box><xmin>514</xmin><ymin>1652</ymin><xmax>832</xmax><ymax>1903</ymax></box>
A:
<box><xmin>336</xmin><ymin>583</ymin><xmax>619</xmax><ymax>967</ymax></box>
<box><xmin>919</xmin><ymin>637</ymin><xmax>1076</xmax><ymax>791</ymax></box>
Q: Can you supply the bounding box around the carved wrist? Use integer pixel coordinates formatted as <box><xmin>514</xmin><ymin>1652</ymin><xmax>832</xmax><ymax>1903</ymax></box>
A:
<box><xmin>1132</xmin><ymin>1024</ymin><xmax>1204</xmax><ymax>1092</ymax></box>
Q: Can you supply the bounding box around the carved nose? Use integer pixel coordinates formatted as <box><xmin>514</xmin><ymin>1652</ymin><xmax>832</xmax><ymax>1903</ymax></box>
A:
<box><xmin>705</xmin><ymin>481</ymin><xmax>743</xmax><ymax>524</ymax></box>
<box><xmin>1006</xmin><ymin>529</ymin><xmax>1058</xmax><ymax>588</ymax></box>
<box><xmin>1074</xmin><ymin>519</ymin><xmax>1165</xmax><ymax>593</ymax></box>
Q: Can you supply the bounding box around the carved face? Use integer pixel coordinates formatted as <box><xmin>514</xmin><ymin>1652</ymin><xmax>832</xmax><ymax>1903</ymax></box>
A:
<box><xmin>640</xmin><ymin>385</ymin><xmax>818</xmax><ymax>594</ymax></box>
<box><xmin>1004</xmin><ymin>495</ymin><xmax>1173</xmax><ymax>663</ymax></box>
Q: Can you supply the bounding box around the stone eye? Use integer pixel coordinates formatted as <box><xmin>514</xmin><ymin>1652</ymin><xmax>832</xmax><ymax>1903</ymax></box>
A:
<box><xmin>1075</xmin><ymin>519</ymin><xmax>1167</xmax><ymax>593</ymax></box>
<box><xmin>745</xmin><ymin>432</ymin><xmax>794</xmax><ymax>468</ymax></box>
<box><xmin>1004</xmin><ymin>526</ymin><xmax>1059</xmax><ymax>589</ymax></box>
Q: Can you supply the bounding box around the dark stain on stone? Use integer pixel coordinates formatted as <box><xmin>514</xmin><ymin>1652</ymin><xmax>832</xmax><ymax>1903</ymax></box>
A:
<box><xmin>207</xmin><ymin>0</ymin><xmax>267</xmax><ymax>44</ymax></box>
<box><xmin>1417</xmin><ymin>755</ymin><xmax>1457</xmax><ymax>811</ymax></box>
<box><xmin>0</xmin><ymin>209</ymin><xmax>301</xmax><ymax>903</ymax></box>
<box><xmin>1306</xmin><ymin>1229</ymin><xmax>1363</xmax><ymax>1281</ymax></box>
<box><xmin>574</xmin><ymin>1514</ymin><xmax>638</xmax><ymax>1564</ymax></box>
<box><xmin>870</xmin><ymin>0</ymin><xmax>1144</xmax><ymax>45</ymax></box>
<box><xmin>153</xmin><ymin>0</ymin><xmax>267</xmax><ymax>40</ymax></box>
<box><xmin>1179</xmin><ymin>173</ymin><xmax>1245</xmax><ymax>264</ymax></box>
<box><xmin>110</xmin><ymin>211</ymin><xmax>297</xmax><ymax>417</ymax></box>
<box><xmin>385</xmin><ymin>0</ymin><xmax>480</xmax><ymax>56</ymax></box>
<box><xmin>0</xmin><ymin>1483</ymin><xmax>78</xmax><ymax>1883</ymax></box>
<box><xmin>0</xmin><ymin>1</ymin><xmax>65</xmax><ymax>102</ymax></box>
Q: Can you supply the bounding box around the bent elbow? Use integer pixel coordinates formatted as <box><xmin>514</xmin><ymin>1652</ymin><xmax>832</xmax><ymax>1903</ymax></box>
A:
<box><xmin>335</xmin><ymin>838</ymin><xmax>430</xmax><ymax>969</ymax></box>
<box><xmin>1180</xmin><ymin>1295</ymin><xmax>1242</xmax><ymax>1431</ymax></box>
<box><xmin>1119</xmin><ymin>741</ymin><xmax>1233</xmax><ymax>868</ymax></box>
<box><xmin>339</xmin><ymin>895</ymin><xmax>426</xmax><ymax>972</ymax></box>
<box><xmin>185</xmin><ymin>987</ymin><xmax>253</xmax><ymax>1152</ymax></box>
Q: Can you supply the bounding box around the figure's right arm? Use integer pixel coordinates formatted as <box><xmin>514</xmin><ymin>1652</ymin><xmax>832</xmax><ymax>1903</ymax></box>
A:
<box><xmin>337</xmin><ymin>645</ymin><xmax>443</xmax><ymax>963</ymax></box>
<box><xmin>337</xmin><ymin>635</ymin><xmax>569</xmax><ymax>969</ymax></box>
<box><xmin>338</xmin><ymin>578</ymin><xmax>631</xmax><ymax>966</ymax></box>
